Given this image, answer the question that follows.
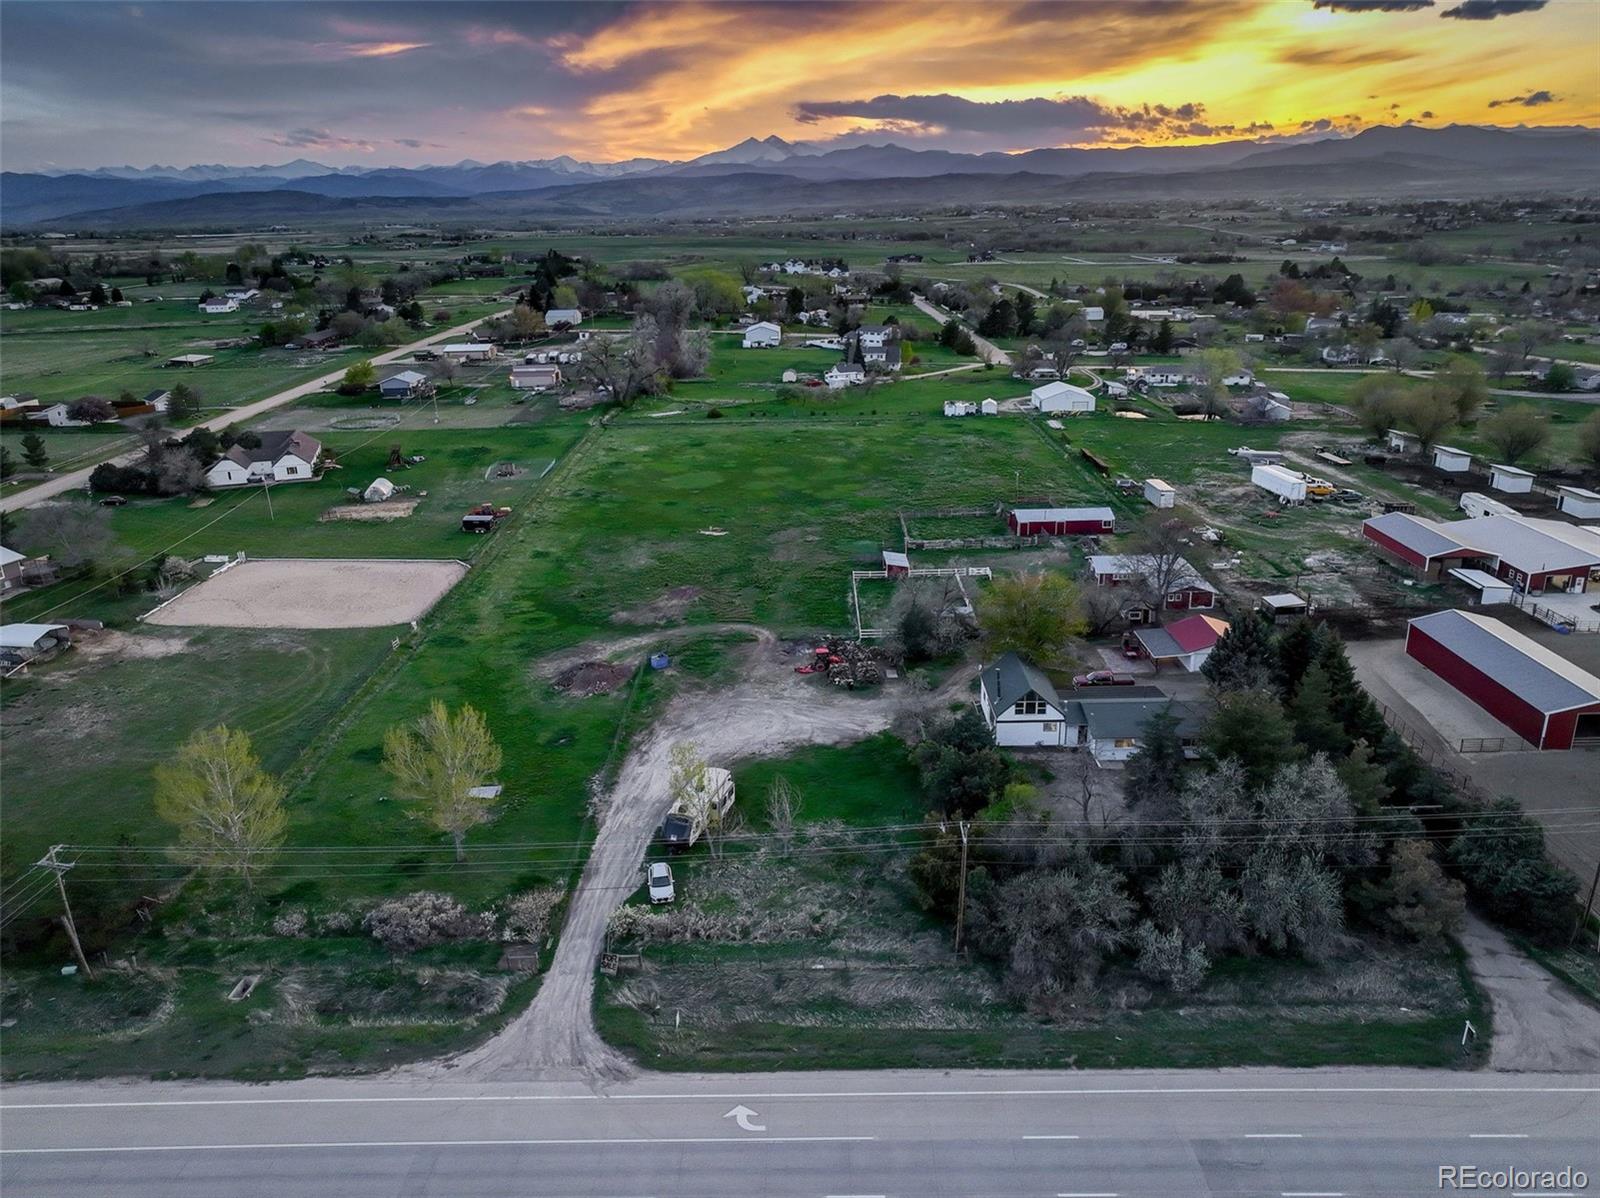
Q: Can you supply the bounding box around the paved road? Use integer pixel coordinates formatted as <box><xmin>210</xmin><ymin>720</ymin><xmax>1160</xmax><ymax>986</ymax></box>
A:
<box><xmin>0</xmin><ymin>310</ymin><xmax>510</xmax><ymax>514</ymax></box>
<box><xmin>911</xmin><ymin>293</ymin><xmax>1012</xmax><ymax>366</ymax></box>
<box><xmin>3</xmin><ymin>1068</ymin><xmax>1595</xmax><ymax>1196</ymax></box>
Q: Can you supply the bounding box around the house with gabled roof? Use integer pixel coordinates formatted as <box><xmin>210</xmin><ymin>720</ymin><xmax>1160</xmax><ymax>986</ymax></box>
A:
<box><xmin>205</xmin><ymin>430</ymin><xmax>321</xmax><ymax>489</ymax></box>
<box><xmin>978</xmin><ymin>652</ymin><xmax>1075</xmax><ymax>747</ymax></box>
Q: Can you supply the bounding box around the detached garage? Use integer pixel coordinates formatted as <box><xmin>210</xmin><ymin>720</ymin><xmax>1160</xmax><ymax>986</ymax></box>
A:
<box><xmin>1404</xmin><ymin>609</ymin><xmax>1600</xmax><ymax>750</ymax></box>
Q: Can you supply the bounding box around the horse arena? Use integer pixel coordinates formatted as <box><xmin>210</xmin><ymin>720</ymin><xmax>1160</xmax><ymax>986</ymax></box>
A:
<box><xmin>145</xmin><ymin>558</ymin><xmax>468</xmax><ymax>629</ymax></box>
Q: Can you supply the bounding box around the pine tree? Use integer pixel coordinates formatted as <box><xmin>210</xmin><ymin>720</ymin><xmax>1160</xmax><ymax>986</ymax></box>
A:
<box><xmin>1123</xmin><ymin>707</ymin><xmax>1187</xmax><ymax>826</ymax></box>
<box><xmin>1274</xmin><ymin>618</ymin><xmax>1324</xmax><ymax>699</ymax></box>
<box><xmin>20</xmin><ymin>433</ymin><xmax>49</xmax><ymax>471</ymax></box>
<box><xmin>1287</xmin><ymin>661</ymin><xmax>1349</xmax><ymax>758</ymax></box>
<box><xmin>1336</xmin><ymin>740</ymin><xmax>1392</xmax><ymax>817</ymax></box>
<box><xmin>1203</xmin><ymin>690</ymin><xmax>1300</xmax><ymax>790</ymax></box>
<box><xmin>1200</xmin><ymin>613</ymin><xmax>1278</xmax><ymax>693</ymax></box>
<box><xmin>1153</xmin><ymin>317</ymin><xmax>1175</xmax><ymax>354</ymax></box>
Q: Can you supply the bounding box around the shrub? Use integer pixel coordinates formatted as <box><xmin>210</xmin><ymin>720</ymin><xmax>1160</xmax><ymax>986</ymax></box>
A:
<box><xmin>363</xmin><ymin>891</ymin><xmax>492</xmax><ymax>954</ymax></box>
<box><xmin>502</xmin><ymin>887</ymin><xmax>564</xmax><ymax>943</ymax></box>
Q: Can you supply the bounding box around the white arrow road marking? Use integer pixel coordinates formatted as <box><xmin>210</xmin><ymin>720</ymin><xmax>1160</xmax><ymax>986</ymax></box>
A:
<box><xmin>723</xmin><ymin>1105</ymin><xmax>766</xmax><ymax>1133</ymax></box>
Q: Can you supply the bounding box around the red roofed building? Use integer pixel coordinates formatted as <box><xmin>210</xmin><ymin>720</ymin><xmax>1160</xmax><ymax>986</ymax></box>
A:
<box><xmin>1133</xmin><ymin>614</ymin><xmax>1231</xmax><ymax>672</ymax></box>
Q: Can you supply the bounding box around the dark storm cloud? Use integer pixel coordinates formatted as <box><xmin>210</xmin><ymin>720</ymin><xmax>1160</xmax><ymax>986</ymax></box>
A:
<box><xmin>1487</xmin><ymin>90</ymin><xmax>1558</xmax><ymax>107</ymax></box>
<box><xmin>1311</xmin><ymin>1</ymin><xmax>1434</xmax><ymax>11</ymax></box>
<box><xmin>1440</xmin><ymin>0</ymin><xmax>1547</xmax><ymax>17</ymax></box>
<box><xmin>792</xmin><ymin>93</ymin><xmax>1220</xmax><ymax>142</ymax></box>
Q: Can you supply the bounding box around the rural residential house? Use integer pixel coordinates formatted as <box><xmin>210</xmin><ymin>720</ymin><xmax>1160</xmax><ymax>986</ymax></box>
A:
<box><xmin>205</xmin><ymin>430</ymin><xmax>322</xmax><ymax>489</ymax></box>
<box><xmin>1030</xmin><ymin>381</ymin><xmax>1095</xmax><ymax>414</ymax></box>
<box><xmin>1405</xmin><ymin>609</ymin><xmax>1600</xmax><ymax>750</ymax></box>
<box><xmin>198</xmin><ymin>297</ymin><xmax>238</xmax><ymax>314</ymax></box>
<box><xmin>1086</xmin><ymin>553</ymin><xmax>1218</xmax><ymax>617</ymax></box>
<box><xmin>742</xmin><ymin>321</ymin><xmax>782</xmax><ymax>349</ymax></box>
<box><xmin>978</xmin><ymin>652</ymin><xmax>1205</xmax><ymax>762</ymax></box>
<box><xmin>441</xmin><ymin>343</ymin><xmax>499</xmax><ymax>362</ymax></box>
<box><xmin>379</xmin><ymin>370</ymin><xmax>434</xmax><ymax>401</ymax></box>
<box><xmin>825</xmin><ymin>361</ymin><xmax>866</xmax><ymax>390</ymax></box>
<box><xmin>841</xmin><ymin>326</ymin><xmax>901</xmax><ymax>372</ymax></box>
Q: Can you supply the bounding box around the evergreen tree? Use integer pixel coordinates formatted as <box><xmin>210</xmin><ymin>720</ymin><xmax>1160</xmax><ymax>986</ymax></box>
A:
<box><xmin>1152</xmin><ymin>317</ymin><xmax>1175</xmax><ymax>354</ymax></box>
<box><xmin>1014</xmin><ymin>292</ymin><xmax>1036</xmax><ymax>337</ymax></box>
<box><xmin>19</xmin><ymin>433</ymin><xmax>49</xmax><ymax>471</ymax></box>
<box><xmin>1203</xmin><ymin>690</ymin><xmax>1299</xmax><ymax>790</ymax></box>
<box><xmin>1274</xmin><ymin>618</ymin><xmax>1324</xmax><ymax>699</ymax></box>
<box><xmin>1200</xmin><ymin>613</ymin><xmax>1278</xmax><ymax>693</ymax></box>
<box><xmin>1288</xmin><ymin>661</ymin><xmax>1349</xmax><ymax>758</ymax></box>
<box><xmin>1123</xmin><ymin>707</ymin><xmax>1187</xmax><ymax>826</ymax></box>
<box><xmin>1335</xmin><ymin>740</ymin><xmax>1393</xmax><ymax>817</ymax></box>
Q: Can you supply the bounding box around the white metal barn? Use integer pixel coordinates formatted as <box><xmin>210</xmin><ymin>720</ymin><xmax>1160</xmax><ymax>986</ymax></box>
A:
<box><xmin>1030</xmin><ymin>381</ymin><xmax>1096</xmax><ymax>414</ymax></box>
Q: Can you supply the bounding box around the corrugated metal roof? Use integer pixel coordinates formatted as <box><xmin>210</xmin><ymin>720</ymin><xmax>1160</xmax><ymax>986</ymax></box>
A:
<box><xmin>1450</xmin><ymin>515</ymin><xmax>1600</xmax><ymax>574</ymax></box>
<box><xmin>1011</xmin><ymin>506</ymin><xmax>1114</xmax><ymax>523</ymax></box>
<box><xmin>1363</xmin><ymin>512</ymin><xmax>1476</xmax><ymax>561</ymax></box>
<box><xmin>1409</xmin><ymin>609</ymin><xmax>1600</xmax><ymax>714</ymax></box>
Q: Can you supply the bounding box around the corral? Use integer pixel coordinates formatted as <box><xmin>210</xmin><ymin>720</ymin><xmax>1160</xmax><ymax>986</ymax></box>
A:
<box><xmin>145</xmin><ymin>557</ymin><xmax>467</xmax><ymax>629</ymax></box>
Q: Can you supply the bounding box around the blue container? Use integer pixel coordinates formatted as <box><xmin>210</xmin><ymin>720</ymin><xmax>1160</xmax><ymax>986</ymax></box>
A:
<box><xmin>649</xmin><ymin>652</ymin><xmax>671</xmax><ymax>670</ymax></box>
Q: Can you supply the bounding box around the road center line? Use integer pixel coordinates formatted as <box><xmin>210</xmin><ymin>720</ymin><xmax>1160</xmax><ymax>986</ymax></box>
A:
<box><xmin>1282</xmin><ymin>1192</ymin><xmax>1344</xmax><ymax>1197</ymax></box>
<box><xmin>0</xmin><ymin>1135</ymin><xmax>877</xmax><ymax>1156</ymax></box>
<box><xmin>5</xmin><ymin>1083</ymin><xmax>1594</xmax><ymax>1111</ymax></box>
<box><xmin>1023</xmin><ymin>1134</ymin><xmax>1081</xmax><ymax>1140</ymax></box>
<box><xmin>1470</xmin><ymin>1132</ymin><xmax>1530</xmax><ymax>1138</ymax></box>
<box><xmin>1056</xmin><ymin>1191</ymin><xmax>1119</xmax><ymax>1197</ymax></box>
<box><xmin>1245</xmin><ymin>1133</ymin><xmax>1304</xmax><ymax>1138</ymax></box>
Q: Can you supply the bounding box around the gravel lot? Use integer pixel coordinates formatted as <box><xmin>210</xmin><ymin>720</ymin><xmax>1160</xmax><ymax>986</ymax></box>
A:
<box><xmin>146</xmin><ymin>557</ymin><xmax>467</xmax><ymax>629</ymax></box>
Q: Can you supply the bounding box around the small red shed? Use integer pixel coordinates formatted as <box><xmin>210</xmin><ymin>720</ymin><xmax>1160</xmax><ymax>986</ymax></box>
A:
<box><xmin>1405</xmin><ymin>609</ymin><xmax>1600</xmax><ymax>750</ymax></box>
<box><xmin>883</xmin><ymin>550</ymin><xmax>911</xmax><ymax>579</ymax></box>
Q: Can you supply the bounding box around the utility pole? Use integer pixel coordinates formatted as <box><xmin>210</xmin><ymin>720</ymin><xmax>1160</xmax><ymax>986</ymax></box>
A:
<box><xmin>953</xmin><ymin>821</ymin><xmax>971</xmax><ymax>955</ymax></box>
<box><xmin>39</xmin><ymin>846</ymin><xmax>92</xmax><ymax>979</ymax></box>
<box><xmin>1572</xmin><ymin>859</ymin><xmax>1600</xmax><ymax>948</ymax></box>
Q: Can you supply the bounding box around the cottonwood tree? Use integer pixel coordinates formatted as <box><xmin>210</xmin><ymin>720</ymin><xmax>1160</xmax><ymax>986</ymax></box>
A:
<box><xmin>1126</xmin><ymin>513</ymin><xmax>1198</xmax><ymax>625</ymax></box>
<box><xmin>1480</xmin><ymin>405</ymin><xmax>1550</xmax><ymax>465</ymax></box>
<box><xmin>342</xmin><ymin>359</ymin><xmax>377</xmax><ymax>392</ymax></box>
<box><xmin>1578</xmin><ymin>411</ymin><xmax>1600</xmax><ymax>469</ymax></box>
<box><xmin>67</xmin><ymin>396</ymin><xmax>115</xmax><ymax>424</ymax></box>
<box><xmin>995</xmin><ymin>860</ymin><xmax>1134</xmax><ymax>999</ymax></box>
<box><xmin>576</xmin><ymin>330</ymin><xmax>656</xmax><ymax>407</ymax></box>
<box><xmin>1431</xmin><ymin>359</ymin><xmax>1488</xmax><ymax>424</ymax></box>
<box><xmin>383</xmin><ymin>700</ymin><xmax>503</xmax><ymax>862</ymax></box>
<box><xmin>1399</xmin><ymin>389</ymin><xmax>1456</xmax><ymax>451</ymax></box>
<box><xmin>668</xmin><ymin>741</ymin><xmax>733</xmax><ymax>857</ymax></box>
<box><xmin>13</xmin><ymin>503</ymin><xmax>118</xmax><ymax>571</ymax></box>
<box><xmin>153</xmin><ymin>725</ymin><xmax>288</xmax><ymax>894</ymax></box>
<box><xmin>976</xmin><ymin>570</ymin><xmax>1086</xmax><ymax>663</ymax></box>
<box><xmin>1349</xmin><ymin>375</ymin><xmax>1410</xmax><ymax>441</ymax></box>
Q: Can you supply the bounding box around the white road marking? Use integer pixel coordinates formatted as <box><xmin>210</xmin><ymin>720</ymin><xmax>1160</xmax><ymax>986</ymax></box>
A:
<box><xmin>6</xmin><ymin>1083</ymin><xmax>1594</xmax><ymax>1111</ymax></box>
<box><xmin>1244</xmin><ymin>1133</ymin><xmax>1304</xmax><ymax>1139</ymax></box>
<box><xmin>1056</xmin><ymin>1192</ymin><xmax>1118</xmax><ymax>1197</ymax></box>
<box><xmin>1023</xmin><ymin>1134</ymin><xmax>1081</xmax><ymax>1140</ymax></box>
<box><xmin>0</xmin><ymin>1135</ymin><xmax>877</xmax><ymax>1155</ymax></box>
<box><xmin>1282</xmin><ymin>1192</ymin><xmax>1344</xmax><ymax>1197</ymax></box>
<box><xmin>1470</xmin><ymin>1132</ymin><xmax>1530</xmax><ymax>1138</ymax></box>
<box><xmin>1512</xmin><ymin>1193</ymin><xmax>1576</xmax><ymax>1197</ymax></box>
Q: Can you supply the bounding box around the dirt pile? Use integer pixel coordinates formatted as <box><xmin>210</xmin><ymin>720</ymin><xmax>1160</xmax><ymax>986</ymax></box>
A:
<box><xmin>551</xmin><ymin>660</ymin><xmax>634</xmax><ymax>697</ymax></box>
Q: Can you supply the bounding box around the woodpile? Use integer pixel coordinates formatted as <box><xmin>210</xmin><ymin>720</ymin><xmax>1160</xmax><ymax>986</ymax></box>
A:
<box><xmin>795</xmin><ymin>636</ymin><xmax>883</xmax><ymax>689</ymax></box>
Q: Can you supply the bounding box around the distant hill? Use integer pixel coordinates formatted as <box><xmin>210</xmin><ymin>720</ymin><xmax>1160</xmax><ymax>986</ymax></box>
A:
<box><xmin>9</xmin><ymin>124</ymin><xmax>1596</xmax><ymax>229</ymax></box>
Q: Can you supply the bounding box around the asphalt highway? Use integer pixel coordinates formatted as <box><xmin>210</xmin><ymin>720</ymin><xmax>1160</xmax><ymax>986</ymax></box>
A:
<box><xmin>3</xmin><ymin>1068</ymin><xmax>1596</xmax><ymax>1197</ymax></box>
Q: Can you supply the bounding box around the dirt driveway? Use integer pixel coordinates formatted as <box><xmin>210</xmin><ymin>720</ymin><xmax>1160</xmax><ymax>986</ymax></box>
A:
<box><xmin>438</xmin><ymin>629</ymin><xmax>970</xmax><ymax>1081</ymax></box>
<box><xmin>1459</xmin><ymin>914</ymin><xmax>1600</xmax><ymax>1072</ymax></box>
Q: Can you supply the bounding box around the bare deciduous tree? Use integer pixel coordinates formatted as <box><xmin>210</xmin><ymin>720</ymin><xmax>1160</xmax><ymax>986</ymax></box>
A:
<box><xmin>765</xmin><ymin>775</ymin><xmax>804</xmax><ymax>857</ymax></box>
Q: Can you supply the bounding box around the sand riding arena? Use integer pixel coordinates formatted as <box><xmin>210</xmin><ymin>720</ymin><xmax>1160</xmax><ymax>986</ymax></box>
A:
<box><xmin>144</xmin><ymin>558</ymin><xmax>468</xmax><ymax>629</ymax></box>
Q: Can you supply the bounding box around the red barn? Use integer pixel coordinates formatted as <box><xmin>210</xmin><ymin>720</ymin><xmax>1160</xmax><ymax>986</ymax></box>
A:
<box><xmin>1361</xmin><ymin>512</ymin><xmax>1486</xmax><ymax>580</ymax></box>
<box><xmin>883</xmin><ymin>550</ymin><xmax>911</xmax><ymax>579</ymax></box>
<box><xmin>1008</xmin><ymin>506</ymin><xmax>1116</xmax><ymax>536</ymax></box>
<box><xmin>1405</xmin><ymin>609</ymin><xmax>1600</xmax><ymax>750</ymax></box>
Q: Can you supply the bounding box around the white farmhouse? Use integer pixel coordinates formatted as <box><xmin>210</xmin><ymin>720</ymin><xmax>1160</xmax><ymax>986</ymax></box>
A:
<box><xmin>198</xmin><ymin>297</ymin><xmax>238</xmax><ymax>314</ymax></box>
<box><xmin>204</xmin><ymin>430</ymin><xmax>321</xmax><ymax>489</ymax></box>
<box><xmin>825</xmin><ymin>361</ymin><xmax>865</xmax><ymax>390</ymax></box>
<box><xmin>979</xmin><ymin>652</ymin><xmax>1075</xmax><ymax>748</ymax></box>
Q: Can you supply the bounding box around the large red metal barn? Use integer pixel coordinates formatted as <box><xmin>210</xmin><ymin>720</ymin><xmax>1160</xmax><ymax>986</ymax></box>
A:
<box><xmin>1404</xmin><ymin>609</ymin><xmax>1600</xmax><ymax>750</ymax></box>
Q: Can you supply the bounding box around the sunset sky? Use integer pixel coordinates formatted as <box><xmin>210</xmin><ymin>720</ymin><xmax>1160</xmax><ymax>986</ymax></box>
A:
<box><xmin>2</xmin><ymin>0</ymin><xmax>1595</xmax><ymax>170</ymax></box>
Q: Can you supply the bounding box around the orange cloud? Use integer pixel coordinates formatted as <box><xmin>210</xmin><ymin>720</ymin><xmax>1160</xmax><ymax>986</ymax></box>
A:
<box><xmin>342</xmin><ymin>40</ymin><xmax>429</xmax><ymax>58</ymax></box>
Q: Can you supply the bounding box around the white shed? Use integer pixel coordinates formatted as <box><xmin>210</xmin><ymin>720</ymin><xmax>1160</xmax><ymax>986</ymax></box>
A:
<box><xmin>1432</xmin><ymin>445</ymin><xmax>1472</xmax><ymax>473</ymax></box>
<box><xmin>363</xmin><ymin>477</ymin><xmax>396</xmax><ymax>504</ymax></box>
<box><xmin>1386</xmin><ymin>429</ymin><xmax>1421</xmax><ymax>454</ymax></box>
<box><xmin>1448</xmin><ymin>567</ymin><xmax>1513</xmax><ymax>607</ymax></box>
<box><xmin>981</xmin><ymin>398</ymin><xmax>999</xmax><ymax>416</ymax></box>
<box><xmin>1488</xmin><ymin>464</ymin><xmax>1534</xmax><ymax>494</ymax></box>
<box><xmin>1030</xmin><ymin>381</ymin><xmax>1095</xmax><ymax>413</ymax></box>
<box><xmin>1556</xmin><ymin>486</ymin><xmax>1600</xmax><ymax>520</ymax></box>
<box><xmin>1143</xmin><ymin>478</ymin><xmax>1176</xmax><ymax>508</ymax></box>
<box><xmin>781</xmin><ymin>369</ymin><xmax>798</xmax><ymax>383</ymax></box>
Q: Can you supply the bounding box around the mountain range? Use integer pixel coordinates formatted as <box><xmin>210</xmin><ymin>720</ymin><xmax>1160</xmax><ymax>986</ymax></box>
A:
<box><xmin>5</xmin><ymin>125</ymin><xmax>1597</xmax><ymax>228</ymax></box>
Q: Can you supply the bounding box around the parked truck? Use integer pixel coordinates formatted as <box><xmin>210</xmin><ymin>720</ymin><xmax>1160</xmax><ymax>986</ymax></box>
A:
<box><xmin>1252</xmin><ymin>463</ymin><xmax>1308</xmax><ymax>504</ymax></box>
